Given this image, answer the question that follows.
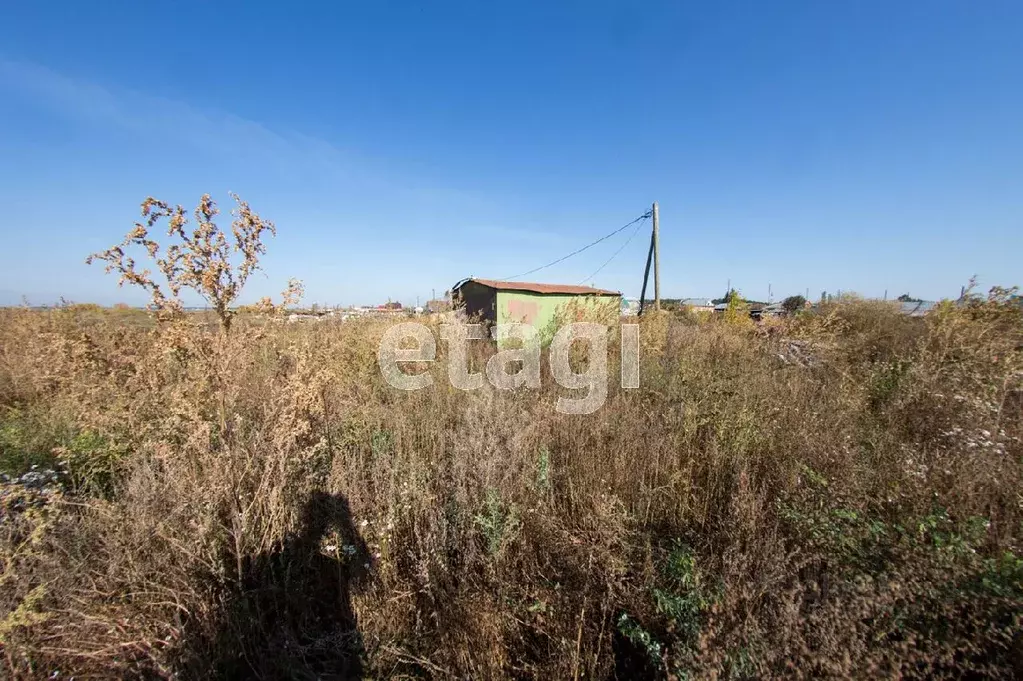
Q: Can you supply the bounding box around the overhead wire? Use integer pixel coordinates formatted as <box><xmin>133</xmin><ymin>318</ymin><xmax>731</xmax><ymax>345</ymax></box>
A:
<box><xmin>501</xmin><ymin>210</ymin><xmax>652</xmax><ymax>281</ymax></box>
<box><xmin>578</xmin><ymin>215</ymin><xmax>648</xmax><ymax>285</ymax></box>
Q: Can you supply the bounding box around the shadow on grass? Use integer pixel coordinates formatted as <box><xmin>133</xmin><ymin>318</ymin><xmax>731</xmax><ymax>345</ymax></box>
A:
<box><xmin>186</xmin><ymin>491</ymin><xmax>371</xmax><ymax>680</ymax></box>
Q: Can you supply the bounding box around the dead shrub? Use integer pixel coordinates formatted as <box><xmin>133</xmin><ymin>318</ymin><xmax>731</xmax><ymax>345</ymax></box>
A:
<box><xmin>1</xmin><ymin>200</ymin><xmax>1021</xmax><ymax>678</ymax></box>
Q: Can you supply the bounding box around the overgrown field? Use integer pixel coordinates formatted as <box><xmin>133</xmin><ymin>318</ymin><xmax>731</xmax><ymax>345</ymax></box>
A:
<box><xmin>1</xmin><ymin>296</ymin><xmax>1022</xmax><ymax>679</ymax></box>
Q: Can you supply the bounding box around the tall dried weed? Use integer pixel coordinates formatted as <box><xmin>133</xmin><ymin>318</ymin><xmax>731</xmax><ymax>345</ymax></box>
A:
<box><xmin>1</xmin><ymin>201</ymin><xmax>1021</xmax><ymax>678</ymax></box>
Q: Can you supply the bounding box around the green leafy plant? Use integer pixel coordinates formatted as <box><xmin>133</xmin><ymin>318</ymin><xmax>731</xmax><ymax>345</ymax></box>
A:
<box><xmin>535</xmin><ymin>446</ymin><xmax>551</xmax><ymax>494</ymax></box>
<box><xmin>55</xmin><ymin>430</ymin><xmax>126</xmax><ymax>499</ymax></box>
<box><xmin>474</xmin><ymin>488</ymin><xmax>520</xmax><ymax>556</ymax></box>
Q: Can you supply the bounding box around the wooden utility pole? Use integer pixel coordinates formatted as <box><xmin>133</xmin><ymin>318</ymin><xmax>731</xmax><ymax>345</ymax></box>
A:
<box><xmin>652</xmin><ymin>202</ymin><xmax>661</xmax><ymax>311</ymax></box>
<box><xmin>638</xmin><ymin>229</ymin><xmax>654</xmax><ymax>316</ymax></box>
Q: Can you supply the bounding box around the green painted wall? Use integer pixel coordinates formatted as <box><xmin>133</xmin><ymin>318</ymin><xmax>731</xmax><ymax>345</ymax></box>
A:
<box><xmin>494</xmin><ymin>290</ymin><xmax>620</xmax><ymax>346</ymax></box>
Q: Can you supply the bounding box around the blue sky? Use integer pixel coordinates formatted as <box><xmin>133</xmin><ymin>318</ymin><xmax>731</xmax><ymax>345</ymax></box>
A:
<box><xmin>1</xmin><ymin>1</ymin><xmax>1020</xmax><ymax>307</ymax></box>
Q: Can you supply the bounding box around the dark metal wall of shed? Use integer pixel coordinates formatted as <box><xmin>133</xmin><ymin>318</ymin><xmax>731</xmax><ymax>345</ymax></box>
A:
<box><xmin>455</xmin><ymin>281</ymin><xmax>497</xmax><ymax>322</ymax></box>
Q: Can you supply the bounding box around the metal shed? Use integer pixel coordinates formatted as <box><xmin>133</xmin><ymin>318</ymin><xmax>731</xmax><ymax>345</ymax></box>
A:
<box><xmin>451</xmin><ymin>278</ymin><xmax>621</xmax><ymax>343</ymax></box>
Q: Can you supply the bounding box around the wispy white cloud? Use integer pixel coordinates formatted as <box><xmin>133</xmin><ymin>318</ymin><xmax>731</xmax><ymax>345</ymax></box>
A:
<box><xmin>0</xmin><ymin>61</ymin><xmax>479</xmax><ymax>198</ymax></box>
<box><xmin>0</xmin><ymin>59</ymin><xmax>583</xmax><ymax>303</ymax></box>
<box><xmin>0</xmin><ymin>59</ymin><xmax>579</xmax><ymax>244</ymax></box>
<box><xmin>0</xmin><ymin>58</ymin><xmax>370</xmax><ymax>182</ymax></box>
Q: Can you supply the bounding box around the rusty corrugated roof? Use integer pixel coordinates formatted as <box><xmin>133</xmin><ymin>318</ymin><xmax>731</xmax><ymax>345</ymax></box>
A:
<box><xmin>463</xmin><ymin>278</ymin><xmax>620</xmax><ymax>296</ymax></box>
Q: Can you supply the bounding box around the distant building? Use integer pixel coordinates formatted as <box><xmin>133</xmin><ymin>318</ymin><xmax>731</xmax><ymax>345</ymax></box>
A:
<box><xmin>680</xmin><ymin>298</ymin><xmax>715</xmax><ymax>313</ymax></box>
<box><xmin>426</xmin><ymin>298</ymin><xmax>451</xmax><ymax>313</ymax></box>
<box><xmin>898</xmin><ymin>300</ymin><xmax>937</xmax><ymax>317</ymax></box>
<box><xmin>451</xmin><ymin>278</ymin><xmax>621</xmax><ymax>346</ymax></box>
<box><xmin>756</xmin><ymin>302</ymin><xmax>786</xmax><ymax>319</ymax></box>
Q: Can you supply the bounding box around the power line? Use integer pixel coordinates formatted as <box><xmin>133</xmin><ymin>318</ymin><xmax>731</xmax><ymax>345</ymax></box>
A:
<box><xmin>502</xmin><ymin>211</ymin><xmax>652</xmax><ymax>281</ymax></box>
<box><xmin>578</xmin><ymin>215</ymin><xmax>648</xmax><ymax>285</ymax></box>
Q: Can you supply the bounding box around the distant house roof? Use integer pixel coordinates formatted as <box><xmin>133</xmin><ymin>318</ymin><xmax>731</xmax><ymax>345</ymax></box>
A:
<box><xmin>899</xmin><ymin>300</ymin><xmax>937</xmax><ymax>316</ymax></box>
<box><xmin>680</xmin><ymin>298</ymin><xmax>715</xmax><ymax>307</ymax></box>
<box><xmin>455</xmin><ymin>278</ymin><xmax>620</xmax><ymax>297</ymax></box>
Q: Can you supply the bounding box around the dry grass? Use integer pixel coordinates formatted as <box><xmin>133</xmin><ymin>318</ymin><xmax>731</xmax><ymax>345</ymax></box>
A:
<box><xmin>0</xmin><ymin>295</ymin><xmax>1019</xmax><ymax>680</ymax></box>
<box><xmin>1</xmin><ymin>198</ymin><xmax>1021</xmax><ymax>678</ymax></box>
